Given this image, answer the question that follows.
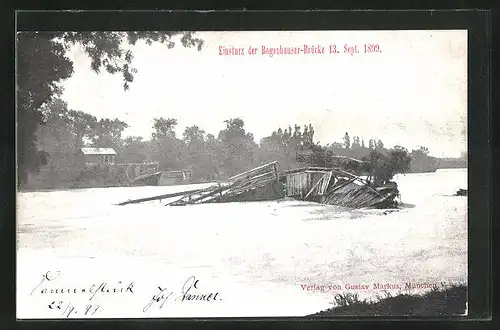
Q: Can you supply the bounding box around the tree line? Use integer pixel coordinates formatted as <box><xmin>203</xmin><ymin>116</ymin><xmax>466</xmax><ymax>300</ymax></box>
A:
<box><xmin>25</xmin><ymin>97</ymin><xmax>442</xmax><ymax>189</ymax></box>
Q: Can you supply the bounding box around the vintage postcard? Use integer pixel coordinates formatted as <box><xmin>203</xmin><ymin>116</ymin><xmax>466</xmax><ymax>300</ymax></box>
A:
<box><xmin>16</xmin><ymin>30</ymin><xmax>468</xmax><ymax>318</ymax></box>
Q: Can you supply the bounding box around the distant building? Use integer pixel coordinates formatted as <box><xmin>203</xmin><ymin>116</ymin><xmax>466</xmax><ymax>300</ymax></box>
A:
<box><xmin>80</xmin><ymin>148</ymin><xmax>117</xmax><ymax>166</ymax></box>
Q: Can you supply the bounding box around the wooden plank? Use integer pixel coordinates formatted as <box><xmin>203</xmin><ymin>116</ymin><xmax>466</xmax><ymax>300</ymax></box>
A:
<box><xmin>319</xmin><ymin>171</ymin><xmax>333</xmax><ymax>195</ymax></box>
<box><xmin>228</xmin><ymin>161</ymin><xmax>278</xmax><ymax>182</ymax></box>
<box><xmin>117</xmin><ymin>186</ymin><xmax>211</xmax><ymax>205</ymax></box>
<box><xmin>190</xmin><ymin>186</ymin><xmax>231</xmax><ymax>204</ymax></box>
<box><xmin>325</xmin><ymin>178</ymin><xmax>357</xmax><ymax>195</ymax></box>
<box><xmin>232</xmin><ymin>170</ymin><xmax>277</xmax><ymax>186</ymax></box>
<box><xmin>282</xmin><ymin>166</ymin><xmax>334</xmax><ymax>174</ymax></box>
<box><xmin>167</xmin><ymin>185</ymin><xmax>230</xmax><ymax>206</ymax></box>
<box><xmin>304</xmin><ymin>173</ymin><xmax>327</xmax><ymax>199</ymax></box>
<box><xmin>286</xmin><ymin>171</ymin><xmax>309</xmax><ymax>197</ymax></box>
<box><xmin>224</xmin><ymin>177</ymin><xmax>278</xmax><ymax>197</ymax></box>
<box><xmin>224</xmin><ymin>173</ymin><xmax>277</xmax><ymax>196</ymax></box>
<box><xmin>228</xmin><ymin>172</ymin><xmax>276</xmax><ymax>195</ymax></box>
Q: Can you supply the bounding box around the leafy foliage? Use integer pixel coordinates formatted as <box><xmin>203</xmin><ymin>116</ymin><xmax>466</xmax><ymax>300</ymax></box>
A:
<box><xmin>17</xmin><ymin>31</ymin><xmax>203</xmax><ymax>186</ymax></box>
<box><xmin>35</xmin><ymin>99</ymin><xmax>80</xmax><ymax>188</ymax></box>
<box><xmin>17</xmin><ymin>33</ymin><xmax>73</xmax><ymax>183</ymax></box>
<box><xmin>410</xmin><ymin>146</ymin><xmax>439</xmax><ymax>172</ymax></box>
<box><xmin>152</xmin><ymin>117</ymin><xmax>178</xmax><ymax>140</ymax></box>
<box><xmin>217</xmin><ymin>118</ymin><xmax>258</xmax><ymax>177</ymax></box>
<box><xmin>66</xmin><ymin>110</ymin><xmax>98</xmax><ymax>148</ymax></box>
<box><xmin>343</xmin><ymin>132</ymin><xmax>351</xmax><ymax>149</ymax></box>
<box><xmin>62</xmin><ymin>31</ymin><xmax>203</xmax><ymax>90</ymax></box>
<box><xmin>92</xmin><ymin>118</ymin><xmax>129</xmax><ymax>151</ymax></box>
<box><xmin>150</xmin><ymin>117</ymin><xmax>184</xmax><ymax>171</ymax></box>
<box><xmin>121</xmin><ymin>136</ymin><xmax>150</xmax><ymax>163</ymax></box>
<box><xmin>364</xmin><ymin>146</ymin><xmax>412</xmax><ymax>186</ymax></box>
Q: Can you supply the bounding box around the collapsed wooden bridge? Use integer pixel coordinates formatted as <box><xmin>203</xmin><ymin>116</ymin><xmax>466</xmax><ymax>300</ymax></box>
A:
<box><xmin>117</xmin><ymin>162</ymin><xmax>282</xmax><ymax>206</ymax></box>
<box><xmin>117</xmin><ymin>161</ymin><xmax>399</xmax><ymax>209</ymax></box>
<box><xmin>282</xmin><ymin>167</ymin><xmax>398</xmax><ymax>208</ymax></box>
<box><xmin>167</xmin><ymin>162</ymin><xmax>282</xmax><ymax>206</ymax></box>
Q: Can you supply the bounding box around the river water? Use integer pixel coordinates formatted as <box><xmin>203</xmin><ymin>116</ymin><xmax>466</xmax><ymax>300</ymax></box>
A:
<box><xmin>16</xmin><ymin>168</ymin><xmax>467</xmax><ymax>318</ymax></box>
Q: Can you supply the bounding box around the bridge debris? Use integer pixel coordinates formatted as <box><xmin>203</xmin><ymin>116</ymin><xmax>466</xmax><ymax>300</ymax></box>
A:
<box><xmin>166</xmin><ymin>161</ymin><xmax>282</xmax><ymax>206</ymax></box>
<box><xmin>282</xmin><ymin>167</ymin><xmax>398</xmax><ymax>208</ymax></box>
<box><xmin>117</xmin><ymin>160</ymin><xmax>399</xmax><ymax>209</ymax></box>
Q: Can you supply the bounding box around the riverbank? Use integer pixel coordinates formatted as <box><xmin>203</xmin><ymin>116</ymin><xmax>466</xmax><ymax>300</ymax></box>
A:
<box><xmin>18</xmin><ymin>166</ymin><xmax>468</xmax><ymax>193</ymax></box>
<box><xmin>309</xmin><ymin>284</ymin><xmax>467</xmax><ymax>316</ymax></box>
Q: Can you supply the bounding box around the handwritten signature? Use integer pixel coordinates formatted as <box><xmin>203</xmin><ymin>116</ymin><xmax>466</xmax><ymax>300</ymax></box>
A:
<box><xmin>30</xmin><ymin>271</ymin><xmax>135</xmax><ymax>301</ymax></box>
<box><xmin>143</xmin><ymin>276</ymin><xmax>220</xmax><ymax>313</ymax></box>
<box><xmin>28</xmin><ymin>271</ymin><xmax>220</xmax><ymax>317</ymax></box>
<box><xmin>28</xmin><ymin>270</ymin><xmax>135</xmax><ymax>317</ymax></box>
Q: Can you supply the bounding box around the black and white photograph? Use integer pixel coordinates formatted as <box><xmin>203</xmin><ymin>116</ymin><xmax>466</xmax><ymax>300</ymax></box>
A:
<box><xmin>16</xmin><ymin>29</ymin><xmax>468</xmax><ymax>318</ymax></box>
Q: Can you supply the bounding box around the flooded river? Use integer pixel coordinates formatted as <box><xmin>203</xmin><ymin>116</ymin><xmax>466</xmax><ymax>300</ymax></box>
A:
<box><xmin>17</xmin><ymin>169</ymin><xmax>467</xmax><ymax>318</ymax></box>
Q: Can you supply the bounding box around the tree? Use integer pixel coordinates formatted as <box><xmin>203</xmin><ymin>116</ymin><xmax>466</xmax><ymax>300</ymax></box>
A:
<box><xmin>66</xmin><ymin>110</ymin><xmax>98</xmax><ymax>149</ymax></box>
<box><xmin>182</xmin><ymin>125</ymin><xmax>205</xmax><ymax>145</ymax></box>
<box><xmin>302</xmin><ymin>123</ymin><xmax>315</xmax><ymax>147</ymax></box>
<box><xmin>331</xmin><ymin>142</ymin><xmax>343</xmax><ymax>149</ymax></box>
<box><xmin>388</xmin><ymin>146</ymin><xmax>412</xmax><ymax>175</ymax></box>
<box><xmin>150</xmin><ymin>117</ymin><xmax>184</xmax><ymax>170</ymax></box>
<box><xmin>121</xmin><ymin>136</ymin><xmax>148</xmax><ymax>163</ymax></box>
<box><xmin>308</xmin><ymin>144</ymin><xmax>329</xmax><ymax>167</ymax></box>
<box><xmin>17</xmin><ymin>33</ymin><xmax>73</xmax><ymax>184</ymax></box>
<box><xmin>182</xmin><ymin>125</ymin><xmax>211</xmax><ymax>180</ymax></box>
<box><xmin>291</xmin><ymin>124</ymin><xmax>302</xmax><ymax>149</ymax></box>
<box><xmin>218</xmin><ymin>118</ymin><xmax>257</xmax><ymax>176</ymax></box>
<box><xmin>36</xmin><ymin>99</ymin><xmax>80</xmax><ymax>187</ymax></box>
<box><xmin>259</xmin><ymin>133</ymin><xmax>289</xmax><ymax>169</ymax></box>
<box><xmin>410</xmin><ymin>145</ymin><xmax>437</xmax><ymax>173</ymax></box>
<box><xmin>218</xmin><ymin>118</ymin><xmax>246</xmax><ymax>141</ymax></box>
<box><xmin>91</xmin><ymin>118</ymin><xmax>128</xmax><ymax>151</ymax></box>
<box><xmin>283</xmin><ymin>127</ymin><xmax>291</xmax><ymax>142</ymax></box>
<box><xmin>17</xmin><ymin>31</ymin><xmax>204</xmax><ymax>186</ymax></box>
<box><xmin>375</xmin><ymin>139</ymin><xmax>385</xmax><ymax>151</ymax></box>
<box><xmin>416</xmin><ymin>145</ymin><xmax>429</xmax><ymax>155</ymax></box>
<box><xmin>204</xmin><ymin>134</ymin><xmax>224</xmax><ymax>180</ymax></box>
<box><xmin>343</xmin><ymin>132</ymin><xmax>351</xmax><ymax>149</ymax></box>
<box><xmin>152</xmin><ymin>117</ymin><xmax>178</xmax><ymax>140</ymax></box>
<box><xmin>367</xmin><ymin>146</ymin><xmax>411</xmax><ymax>186</ymax></box>
<box><xmin>367</xmin><ymin>150</ymin><xmax>387</xmax><ymax>186</ymax></box>
<box><xmin>352</xmin><ymin>136</ymin><xmax>360</xmax><ymax>148</ymax></box>
<box><xmin>368</xmin><ymin>139</ymin><xmax>375</xmax><ymax>150</ymax></box>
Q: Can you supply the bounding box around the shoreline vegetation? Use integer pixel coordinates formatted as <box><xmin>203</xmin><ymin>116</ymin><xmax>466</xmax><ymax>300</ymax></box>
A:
<box><xmin>308</xmin><ymin>284</ymin><xmax>467</xmax><ymax>317</ymax></box>
<box><xmin>17</xmin><ymin>166</ymin><xmax>467</xmax><ymax>193</ymax></box>
<box><xmin>19</xmin><ymin>99</ymin><xmax>467</xmax><ymax>191</ymax></box>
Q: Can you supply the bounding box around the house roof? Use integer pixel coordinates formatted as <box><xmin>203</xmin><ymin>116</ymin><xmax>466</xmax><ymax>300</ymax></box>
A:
<box><xmin>81</xmin><ymin>148</ymin><xmax>117</xmax><ymax>155</ymax></box>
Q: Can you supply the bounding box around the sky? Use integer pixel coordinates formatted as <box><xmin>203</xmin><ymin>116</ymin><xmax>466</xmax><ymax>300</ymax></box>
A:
<box><xmin>61</xmin><ymin>30</ymin><xmax>467</xmax><ymax>158</ymax></box>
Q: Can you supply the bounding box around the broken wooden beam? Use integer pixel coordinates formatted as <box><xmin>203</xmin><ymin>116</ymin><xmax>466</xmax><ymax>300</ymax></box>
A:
<box><xmin>304</xmin><ymin>172</ymin><xmax>329</xmax><ymax>199</ymax></box>
<box><xmin>166</xmin><ymin>183</ymin><xmax>231</xmax><ymax>206</ymax></box>
<box><xmin>228</xmin><ymin>161</ymin><xmax>279</xmax><ymax>183</ymax></box>
<box><xmin>117</xmin><ymin>186</ymin><xmax>215</xmax><ymax>205</ymax></box>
